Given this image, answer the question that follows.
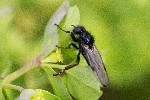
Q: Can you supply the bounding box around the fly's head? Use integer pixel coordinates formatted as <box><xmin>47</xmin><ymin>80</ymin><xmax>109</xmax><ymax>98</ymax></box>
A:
<box><xmin>72</xmin><ymin>26</ymin><xmax>86</xmax><ymax>35</ymax></box>
<box><xmin>72</xmin><ymin>25</ymin><xmax>94</xmax><ymax>50</ymax></box>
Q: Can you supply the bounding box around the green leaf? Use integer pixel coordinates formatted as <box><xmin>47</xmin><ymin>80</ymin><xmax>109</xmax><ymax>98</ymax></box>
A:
<box><xmin>57</xmin><ymin>5</ymin><xmax>80</xmax><ymax>64</ymax></box>
<box><xmin>16</xmin><ymin>89</ymin><xmax>60</xmax><ymax>100</ymax></box>
<box><xmin>66</xmin><ymin>66</ymin><xmax>102</xmax><ymax>100</ymax></box>
<box><xmin>63</xmin><ymin>5</ymin><xmax>80</xmax><ymax>31</ymax></box>
<box><xmin>59</xmin><ymin>5</ymin><xmax>80</xmax><ymax>46</ymax></box>
<box><xmin>43</xmin><ymin>66</ymin><xmax>72</xmax><ymax>100</ymax></box>
<box><xmin>41</xmin><ymin>0</ymin><xmax>69</xmax><ymax>58</ymax></box>
<box><xmin>43</xmin><ymin>6</ymin><xmax>80</xmax><ymax>63</ymax></box>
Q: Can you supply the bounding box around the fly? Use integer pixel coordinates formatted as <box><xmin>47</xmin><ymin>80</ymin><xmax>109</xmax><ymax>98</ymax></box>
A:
<box><xmin>53</xmin><ymin>24</ymin><xmax>109</xmax><ymax>87</ymax></box>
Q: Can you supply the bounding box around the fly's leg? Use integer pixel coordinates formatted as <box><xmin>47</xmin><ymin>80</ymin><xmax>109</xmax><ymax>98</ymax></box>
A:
<box><xmin>71</xmin><ymin>32</ymin><xmax>78</xmax><ymax>42</ymax></box>
<box><xmin>54</xmin><ymin>24</ymin><xmax>78</xmax><ymax>42</ymax></box>
<box><xmin>54</xmin><ymin>24</ymin><xmax>71</xmax><ymax>33</ymax></box>
<box><xmin>53</xmin><ymin>51</ymin><xmax>81</xmax><ymax>76</ymax></box>
<box><xmin>56</xmin><ymin>43</ymin><xmax>79</xmax><ymax>50</ymax></box>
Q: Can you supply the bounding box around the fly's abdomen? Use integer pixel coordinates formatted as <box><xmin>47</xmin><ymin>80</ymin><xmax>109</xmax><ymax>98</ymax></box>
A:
<box><xmin>81</xmin><ymin>44</ymin><xmax>109</xmax><ymax>87</ymax></box>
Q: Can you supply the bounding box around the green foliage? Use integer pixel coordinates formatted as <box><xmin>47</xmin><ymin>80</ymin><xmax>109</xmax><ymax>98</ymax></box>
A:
<box><xmin>0</xmin><ymin>0</ymin><xmax>103</xmax><ymax>99</ymax></box>
<box><xmin>0</xmin><ymin>0</ymin><xmax>150</xmax><ymax>100</ymax></box>
<box><xmin>67</xmin><ymin>66</ymin><xmax>102</xmax><ymax>100</ymax></box>
<box><xmin>43</xmin><ymin>66</ymin><xmax>72</xmax><ymax>100</ymax></box>
<box><xmin>41</xmin><ymin>0</ymin><xmax>69</xmax><ymax>58</ymax></box>
<box><xmin>58</xmin><ymin>5</ymin><xmax>80</xmax><ymax>46</ymax></box>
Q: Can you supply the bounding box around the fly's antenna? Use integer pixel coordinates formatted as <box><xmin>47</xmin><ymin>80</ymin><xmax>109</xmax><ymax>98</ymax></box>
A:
<box><xmin>54</xmin><ymin>24</ymin><xmax>71</xmax><ymax>33</ymax></box>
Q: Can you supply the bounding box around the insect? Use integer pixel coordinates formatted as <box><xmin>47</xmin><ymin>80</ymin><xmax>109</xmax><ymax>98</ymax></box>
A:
<box><xmin>53</xmin><ymin>24</ymin><xmax>109</xmax><ymax>87</ymax></box>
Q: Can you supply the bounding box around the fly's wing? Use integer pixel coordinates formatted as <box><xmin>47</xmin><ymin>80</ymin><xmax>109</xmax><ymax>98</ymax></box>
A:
<box><xmin>81</xmin><ymin>44</ymin><xmax>109</xmax><ymax>87</ymax></box>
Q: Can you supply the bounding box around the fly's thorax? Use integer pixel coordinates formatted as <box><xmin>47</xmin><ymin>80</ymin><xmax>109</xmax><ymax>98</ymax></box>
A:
<box><xmin>80</xmin><ymin>32</ymin><xmax>94</xmax><ymax>49</ymax></box>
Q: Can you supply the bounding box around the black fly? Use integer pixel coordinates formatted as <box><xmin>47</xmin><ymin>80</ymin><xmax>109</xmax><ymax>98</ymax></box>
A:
<box><xmin>53</xmin><ymin>24</ymin><xmax>109</xmax><ymax>87</ymax></box>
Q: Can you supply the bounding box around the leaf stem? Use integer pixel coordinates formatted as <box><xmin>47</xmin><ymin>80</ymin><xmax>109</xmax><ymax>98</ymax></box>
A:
<box><xmin>3</xmin><ymin>57</ymin><xmax>41</xmax><ymax>84</ymax></box>
<box><xmin>41</xmin><ymin>63</ymin><xmax>66</xmax><ymax>69</ymax></box>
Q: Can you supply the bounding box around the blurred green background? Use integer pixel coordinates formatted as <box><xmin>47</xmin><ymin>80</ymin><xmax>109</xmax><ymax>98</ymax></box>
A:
<box><xmin>0</xmin><ymin>0</ymin><xmax>150</xmax><ymax>100</ymax></box>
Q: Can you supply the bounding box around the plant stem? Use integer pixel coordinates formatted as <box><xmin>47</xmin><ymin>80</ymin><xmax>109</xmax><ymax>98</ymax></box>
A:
<box><xmin>41</xmin><ymin>63</ymin><xmax>66</xmax><ymax>69</ymax></box>
<box><xmin>3</xmin><ymin>58</ymin><xmax>41</xmax><ymax>84</ymax></box>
